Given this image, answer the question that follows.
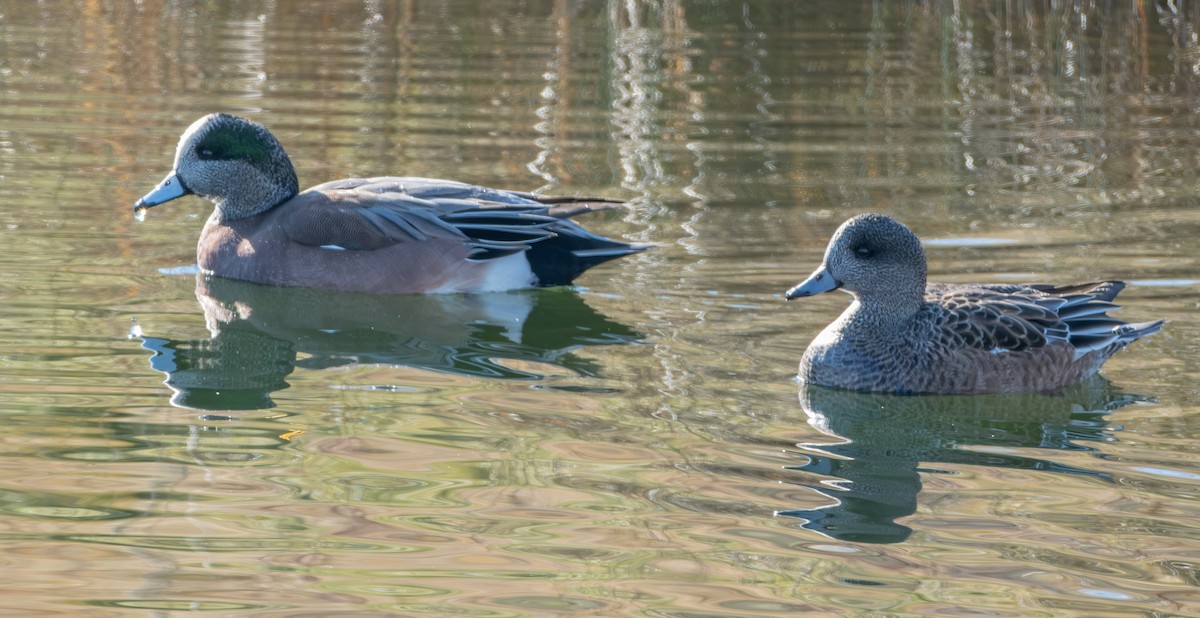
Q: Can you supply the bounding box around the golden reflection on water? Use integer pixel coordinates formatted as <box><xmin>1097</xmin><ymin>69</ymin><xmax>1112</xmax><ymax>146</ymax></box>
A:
<box><xmin>0</xmin><ymin>0</ymin><xmax>1197</xmax><ymax>616</ymax></box>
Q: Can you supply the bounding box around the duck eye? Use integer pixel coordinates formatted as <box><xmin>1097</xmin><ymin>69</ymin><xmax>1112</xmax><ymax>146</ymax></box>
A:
<box><xmin>854</xmin><ymin>245</ymin><xmax>874</xmax><ymax>258</ymax></box>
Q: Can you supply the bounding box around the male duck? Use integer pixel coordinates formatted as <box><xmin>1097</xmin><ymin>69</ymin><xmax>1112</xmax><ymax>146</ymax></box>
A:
<box><xmin>785</xmin><ymin>214</ymin><xmax>1164</xmax><ymax>394</ymax></box>
<box><xmin>135</xmin><ymin>113</ymin><xmax>647</xmax><ymax>294</ymax></box>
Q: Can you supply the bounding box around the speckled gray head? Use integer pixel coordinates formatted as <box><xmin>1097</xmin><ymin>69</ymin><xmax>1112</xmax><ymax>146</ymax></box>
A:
<box><xmin>134</xmin><ymin>113</ymin><xmax>300</xmax><ymax>221</ymax></box>
<box><xmin>785</xmin><ymin>214</ymin><xmax>927</xmax><ymax>303</ymax></box>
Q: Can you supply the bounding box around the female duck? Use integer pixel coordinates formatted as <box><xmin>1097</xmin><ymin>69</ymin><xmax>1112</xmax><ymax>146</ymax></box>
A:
<box><xmin>786</xmin><ymin>214</ymin><xmax>1163</xmax><ymax>394</ymax></box>
<box><xmin>135</xmin><ymin>113</ymin><xmax>646</xmax><ymax>294</ymax></box>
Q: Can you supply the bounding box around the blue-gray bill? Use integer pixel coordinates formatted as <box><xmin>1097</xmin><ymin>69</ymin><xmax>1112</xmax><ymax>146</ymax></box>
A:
<box><xmin>785</xmin><ymin>264</ymin><xmax>841</xmax><ymax>300</ymax></box>
<box><xmin>134</xmin><ymin>171</ymin><xmax>190</xmax><ymax>211</ymax></box>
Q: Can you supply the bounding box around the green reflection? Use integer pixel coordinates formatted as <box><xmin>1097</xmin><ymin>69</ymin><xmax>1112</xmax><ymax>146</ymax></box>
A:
<box><xmin>0</xmin><ymin>482</ymin><xmax>143</xmax><ymax>521</ymax></box>
<box><xmin>87</xmin><ymin>600</ymin><xmax>268</xmax><ymax>611</ymax></box>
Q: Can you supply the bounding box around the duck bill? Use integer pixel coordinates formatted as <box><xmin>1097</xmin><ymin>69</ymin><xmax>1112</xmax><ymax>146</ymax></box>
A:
<box><xmin>134</xmin><ymin>171</ymin><xmax>191</xmax><ymax>211</ymax></box>
<box><xmin>785</xmin><ymin>264</ymin><xmax>841</xmax><ymax>300</ymax></box>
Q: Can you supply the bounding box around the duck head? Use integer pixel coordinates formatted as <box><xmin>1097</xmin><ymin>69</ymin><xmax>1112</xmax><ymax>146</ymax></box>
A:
<box><xmin>134</xmin><ymin>113</ymin><xmax>300</xmax><ymax>221</ymax></box>
<box><xmin>786</xmin><ymin>214</ymin><xmax>927</xmax><ymax>305</ymax></box>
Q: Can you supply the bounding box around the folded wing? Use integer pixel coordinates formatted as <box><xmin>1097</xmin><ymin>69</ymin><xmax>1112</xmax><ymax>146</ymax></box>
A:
<box><xmin>281</xmin><ymin>177</ymin><xmax>646</xmax><ymax>285</ymax></box>
<box><xmin>928</xmin><ymin>281</ymin><xmax>1162</xmax><ymax>359</ymax></box>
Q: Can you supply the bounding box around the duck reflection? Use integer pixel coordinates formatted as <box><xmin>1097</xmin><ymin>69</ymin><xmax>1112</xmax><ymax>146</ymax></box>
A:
<box><xmin>137</xmin><ymin>274</ymin><xmax>642</xmax><ymax>410</ymax></box>
<box><xmin>779</xmin><ymin>379</ymin><xmax>1147</xmax><ymax>544</ymax></box>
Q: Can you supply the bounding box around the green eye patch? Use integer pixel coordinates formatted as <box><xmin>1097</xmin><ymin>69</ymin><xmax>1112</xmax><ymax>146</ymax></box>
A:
<box><xmin>195</xmin><ymin>123</ymin><xmax>271</xmax><ymax>164</ymax></box>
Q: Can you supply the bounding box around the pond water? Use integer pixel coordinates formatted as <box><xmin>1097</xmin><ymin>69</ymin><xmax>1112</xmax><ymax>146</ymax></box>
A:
<box><xmin>1</xmin><ymin>1</ymin><xmax>1198</xmax><ymax>615</ymax></box>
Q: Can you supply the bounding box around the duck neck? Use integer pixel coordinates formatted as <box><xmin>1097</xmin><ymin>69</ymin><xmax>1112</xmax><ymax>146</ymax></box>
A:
<box><xmin>213</xmin><ymin>185</ymin><xmax>296</xmax><ymax>221</ymax></box>
<box><xmin>845</xmin><ymin>288</ymin><xmax>924</xmax><ymax>334</ymax></box>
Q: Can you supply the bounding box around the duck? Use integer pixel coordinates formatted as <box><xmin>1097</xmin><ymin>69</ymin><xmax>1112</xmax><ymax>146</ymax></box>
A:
<box><xmin>134</xmin><ymin>113</ymin><xmax>648</xmax><ymax>294</ymax></box>
<box><xmin>785</xmin><ymin>213</ymin><xmax>1164</xmax><ymax>394</ymax></box>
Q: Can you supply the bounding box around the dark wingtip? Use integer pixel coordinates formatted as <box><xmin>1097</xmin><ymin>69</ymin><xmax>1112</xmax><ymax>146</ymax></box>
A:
<box><xmin>544</xmin><ymin>201</ymin><xmax>629</xmax><ymax>219</ymax></box>
<box><xmin>1121</xmin><ymin>319</ymin><xmax>1166</xmax><ymax>340</ymax></box>
<box><xmin>536</xmin><ymin>195</ymin><xmax>626</xmax><ymax>205</ymax></box>
<box><xmin>528</xmin><ymin>237</ymin><xmax>646</xmax><ymax>287</ymax></box>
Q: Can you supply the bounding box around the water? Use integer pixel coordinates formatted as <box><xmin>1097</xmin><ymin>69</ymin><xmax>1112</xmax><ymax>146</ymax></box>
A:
<box><xmin>1</xmin><ymin>1</ymin><xmax>1198</xmax><ymax>615</ymax></box>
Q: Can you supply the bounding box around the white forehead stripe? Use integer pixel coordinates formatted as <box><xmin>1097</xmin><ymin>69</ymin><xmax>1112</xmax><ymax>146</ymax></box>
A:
<box><xmin>173</xmin><ymin>114</ymin><xmax>220</xmax><ymax>167</ymax></box>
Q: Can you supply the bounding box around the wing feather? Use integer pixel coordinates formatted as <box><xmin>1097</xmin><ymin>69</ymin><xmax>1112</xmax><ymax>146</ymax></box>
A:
<box><xmin>279</xmin><ymin>178</ymin><xmax>625</xmax><ymax>263</ymax></box>
<box><xmin>926</xmin><ymin>281</ymin><xmax>1132</xmax><ymax>356</ymax></box>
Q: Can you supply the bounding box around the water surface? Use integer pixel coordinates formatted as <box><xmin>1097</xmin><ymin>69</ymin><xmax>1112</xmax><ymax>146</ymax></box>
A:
<box><xmin>0</xmin><ymin>1</ymin><xmax>1198</xmax><ymax>616</ymax></box>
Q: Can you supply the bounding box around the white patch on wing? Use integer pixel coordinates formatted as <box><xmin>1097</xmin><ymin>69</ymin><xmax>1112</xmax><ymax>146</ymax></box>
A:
<box><xmin>319</xmin><ymin>244</ymin><xmax>347</xmax><ymax>251</ymax></box>
<box><xmin>989</xmin><ymin>347</ymin><xmax>1008</xmax><ymax>355</ymax></box>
